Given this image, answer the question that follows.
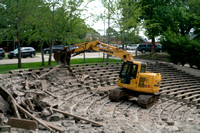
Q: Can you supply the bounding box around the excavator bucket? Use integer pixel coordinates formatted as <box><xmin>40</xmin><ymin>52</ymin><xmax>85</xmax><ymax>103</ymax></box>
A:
<box><xmin>54</xmin><ymin>48</ymin><xmax>71</xmax><ymax>65</ymax></box>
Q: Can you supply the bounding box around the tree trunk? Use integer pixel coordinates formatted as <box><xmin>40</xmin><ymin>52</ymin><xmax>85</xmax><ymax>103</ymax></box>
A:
<box><xmin>106</xmin><ymin>54</ymin><xmax>109</xmax><ymax>63</ymax></box>
<box><xmin>84</xmin><ymin>51</ymin><xmax>86</xmax><ymax>63</ymax></box>
<box><xmin>48</xmin><ymin>43</ymin><xmax>53</xmax><ymax>66</ymax></box>
<box><xmin>40</xmin><ymin>43</ymin><xmax>45</xmax><ymax>66</ymax></box>
<box><xmin>17</xmin><ymin>40</ymin><xmax>21</xmax><ymax>68</ymax></box>
<box><xmin>151</xmin><ymin>36</ymin><xmax>156</xmax><ymax>55</ymax></box>
<box><xmin>102</xmin><ymin>53</ymin><xmax>105</xmax><ymax>62</ymax></box>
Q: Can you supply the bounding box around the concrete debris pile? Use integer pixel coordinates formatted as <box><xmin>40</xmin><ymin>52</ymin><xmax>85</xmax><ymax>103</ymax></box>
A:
<box><xmin>0</xmin><ymin>62</ymin><xmax>199</xmax><ymax>133</ymax></box>
<box><xmin>0</xmin><ymin>65</ymin><xmax>105</xmax><ymax>132</ymax></box>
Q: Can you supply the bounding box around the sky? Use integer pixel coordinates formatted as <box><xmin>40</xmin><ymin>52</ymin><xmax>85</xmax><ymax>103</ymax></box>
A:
<box><xmin>82</xmin><ymin>0</ymin><xmax>148</xmax><ymax>40</ymax></box>
<box><xmin>82</xmin><ymin>0</ymin><xmax>106</xmax><ymax>35</ymax></box>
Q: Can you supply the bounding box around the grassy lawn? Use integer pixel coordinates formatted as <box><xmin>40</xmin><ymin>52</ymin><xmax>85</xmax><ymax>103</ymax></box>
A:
<box><xmin>0</xmin><ymin>58</ymin><xmax>121</xmax><ymax>74</ymax></box>
<box><xmin>4</xmin><ymin>53</ymin><xmax>8</xmax><ymax>59</ymax></box>
<box><xmin>136</xmin><ymin>52</ymin><xmax>170</xmax><ymax>62</ymax></box>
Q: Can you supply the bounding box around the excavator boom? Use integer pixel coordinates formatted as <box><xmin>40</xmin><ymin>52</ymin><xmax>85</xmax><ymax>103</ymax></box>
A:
<box><xmin>54</xmin><ymin>41</ymin><xmax>133</xmax><ymax>65</ymax></box>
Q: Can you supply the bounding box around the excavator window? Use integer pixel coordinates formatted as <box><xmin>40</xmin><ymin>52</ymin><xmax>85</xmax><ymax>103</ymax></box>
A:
<box><xmin>131</xmin><ymin>64</ymin><xmax>138</xmax><ymax>79</ymax></box>
<box><xmin>120</xmin><ymin>62</ymin><xmax>132</xmax><ymax>84</ymax></box>
<box><xmin>140</xmin><ymin>63</ymin><xmax>146</xmax><ymax>73</ymax></box>
<box><xmin>120</xmin><ymin>62</ymin><xmax>138</xmax><ymax>84</ymax></box>
<box><xmin>121</xmin><ymin>63</ymin><xmax>132</xmax><ymax>76</ymax></box>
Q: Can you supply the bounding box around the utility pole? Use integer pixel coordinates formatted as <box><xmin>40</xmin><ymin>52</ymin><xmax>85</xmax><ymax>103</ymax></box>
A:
<box><xmin>17</xmin><ymin>0</ymin><xmax>21</xmax><ymax>68</ymax></box>
<box><xmin>103</xmin><ymin>10</ymin><xmax>106</xmax><ymax>63</ymax></box>
<box><xmin>49</xmin><ymin>0</ymin><xmax>55</xmax><ymax>66</ymax></box>
<box><xmin>106</xmin><ymin>0</ymin><xmax>110</xmax><ymax>63</ymax></box>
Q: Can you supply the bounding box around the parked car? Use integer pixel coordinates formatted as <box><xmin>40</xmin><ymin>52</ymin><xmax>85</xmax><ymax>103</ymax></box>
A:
<box><xmin>44</xmin><ymin>45</ymin><xmax>65</xmax><ymax>54</ymax></box>
<box><xmin>68</xmin><ymin>45</ymin><xmax>78</xmax><ymax>50</ymax></box>
<box><xmin>0</xmin><ymin>48</ymin><xmax>5</xmax><ymax>60</ymax></box>
<box><xmin>8</xmin><ymin>47</ymin><xmax>36</xmax><ymax>59</ymax></box>
<box><xmin>136</xmin><ymin>43</ymin><xmax>162</xmax><ymax>53</ymax></box>
<box><xmin>127</xmin><ymin>44</ymin><xmax>139</xmax><ymax>50</ymax></box>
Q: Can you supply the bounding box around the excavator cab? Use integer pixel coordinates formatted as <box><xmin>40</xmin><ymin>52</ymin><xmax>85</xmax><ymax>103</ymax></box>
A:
<box><xmin>117</xmin><ymin>61</ymin><xmax>161</xmax><ymax>94</ymax></box>
<box><xmin>119</xmin><ymin>62</ymin><xmax>138</xmax><ymax>84</ymax></box>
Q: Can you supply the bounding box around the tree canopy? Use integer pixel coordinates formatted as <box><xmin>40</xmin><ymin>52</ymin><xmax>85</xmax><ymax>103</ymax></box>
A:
<box><xmin>0</xmin><ymin>0</ymin><xmax>96</xmax><ymax>67</ymax></box>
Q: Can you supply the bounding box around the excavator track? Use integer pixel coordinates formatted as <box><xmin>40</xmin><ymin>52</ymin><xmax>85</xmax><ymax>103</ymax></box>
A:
<box><xmin>137</xmin><ymin>94</ymin><xmax>160</xmax><ymax>108</ymax></box>
<box><xmin>109</xmin><ymin>87</ymin><xmax>160</xmax><ymax>108</ymax></box>
<box><xmin>109</xmin><ymin>87</ymin><xmax>127</xmax><ymax>102</ymax></box>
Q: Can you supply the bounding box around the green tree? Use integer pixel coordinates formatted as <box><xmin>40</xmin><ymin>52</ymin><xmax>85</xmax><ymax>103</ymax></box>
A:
<box><xmin>25</xmin><ymin>0</ymin><xmax>52</xmax><ymax>66</ymax></box>
<box><xmin>0</xmin><ymin>0</ymin><xmax>36</xmax><ymax>68</ymax></box>
<box><xmin>139</xmin><ymin>0</ymin><xmax>163</xmax><ymax>54</ymax></box>
<box><xmin>159</xmin><ymin>0</ymin><xmax>200</xmax><ymax>68</ymax></box>
<box><xmin>116</xmin><ymin>0</ymin><xmax>141</xmax><ymax>49</ymax></box>
<box><xmin>187</xmin><ymin>0</ymin><xmax>200</xmax><ymax>39</ymax></box>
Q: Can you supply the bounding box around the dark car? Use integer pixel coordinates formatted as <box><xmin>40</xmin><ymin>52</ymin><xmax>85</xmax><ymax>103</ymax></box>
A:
<box><xmin>68</xmin><ymin>45</ymin><xmax>78</xmax><ymax>50</ymax></box>
<box><xmin>137</xmin><ymin>43</ymin><xmax>162</xmax><ymax>53</ymax></box>
<box><xmin>44</xmin><ymin>45</ymin><xmax>65</xmax><ymax>54</ymax></box>
<box><xmin>0</xmin><ymin>48</ymin><xmax>5</xmax><ymax>60</ymax></box>
<box><xmin>8</xmin><ymin>47</ymin><xmax>36</xmax><ymax>59</ymax></box>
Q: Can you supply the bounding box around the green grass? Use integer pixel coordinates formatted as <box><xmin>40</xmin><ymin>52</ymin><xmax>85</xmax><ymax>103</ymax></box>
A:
<box><xmin>4</xmin><ymin>53</ymin><xmax>8</xmax><ymax>59</ymax></box>
<box><xmin>136</xmin><ymin>53</ymin><xmax>170</xmax><ymax>62</ymax></box>
<box><xmin>0</xmin><ymin>58</ymin><xmax>121</xmax><ymax>74</ymax></box>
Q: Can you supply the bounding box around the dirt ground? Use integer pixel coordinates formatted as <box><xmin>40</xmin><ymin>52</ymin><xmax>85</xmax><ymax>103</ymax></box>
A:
<box><xmin>0</xmin><ymin>61</ymin><xmax>199</xmax><ymax>133</ymax></box>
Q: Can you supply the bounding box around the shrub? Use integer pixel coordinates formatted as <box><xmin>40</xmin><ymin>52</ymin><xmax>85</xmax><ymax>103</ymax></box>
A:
<box><xmin>161</xmin><ymin>32</ymin><xmax>200</xmax><ymax>69</ymax></box>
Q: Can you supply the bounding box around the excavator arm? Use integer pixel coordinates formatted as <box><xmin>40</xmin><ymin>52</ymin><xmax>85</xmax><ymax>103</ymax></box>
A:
<box><xmin>54</xmin><ymin>40</ymin><xmax>134</xmax><ymax>65</ymax></box>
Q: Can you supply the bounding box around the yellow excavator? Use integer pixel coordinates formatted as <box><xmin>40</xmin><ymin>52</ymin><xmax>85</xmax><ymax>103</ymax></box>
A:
<box><xmin>54</xmin><ymin>41</ymin><xmax>161</xmax><ymax>108</ymax></box>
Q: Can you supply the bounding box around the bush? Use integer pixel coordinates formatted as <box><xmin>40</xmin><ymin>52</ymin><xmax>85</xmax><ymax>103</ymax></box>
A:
<box><xmin>161</xmin><ymin>32</ymin><xmax>200</xmax><ymax>69</ymax></box>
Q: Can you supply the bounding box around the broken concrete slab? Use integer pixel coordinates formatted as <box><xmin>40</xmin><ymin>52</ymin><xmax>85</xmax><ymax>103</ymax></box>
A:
<box><xmin>25</xmin><ymin>79</ymin><xmax>30</xmax><ymax>90</ymax></box>
<box><xmin>7</xmin><ymin>117</ymin><xmax>38</xmax><ymax>130</ymax></box>
<box><xmin>0</xmin><ymin>113</ymin><xmax>4</xmax><ymax>125</ymax></box>
<box><xmin>0</xmin><ymin>96</ymin><xmax>10</xmax><ymax>113</ymax></box>
<box><xmin>0</xmin><ymin>125</ymin><xmax>11</xmax><ymax>132</ymax></box>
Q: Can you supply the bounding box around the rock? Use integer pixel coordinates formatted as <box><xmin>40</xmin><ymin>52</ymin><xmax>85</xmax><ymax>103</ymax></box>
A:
<box><xmin>86</xmin><ymin>87</ymin><xmax>91</xmax><ymax>91</ymax></box>
<box><xmin>42</xmin><ymin>108</ymin><xmax>51</xmax><ymax>117</ymax></box>
<box><xmin>24</xmin><ymin>98</ymin><xmax>34</xmax><ymax>111</ymax></box>
<box><xmin>196</xmin><ymin>104</ymin><xmax>200</xmax><ymax>109</ymax></box>
<box><xmin>162</xmin><ymin>126</ymin><xmax>180</xmax><ymax>132</ymax></box>
<box><xmin>49</xmin><ymin>113</ymin><xmax>64</xmax><ymax>121</ymax></box>
<box><xmin>99</xmin><ymin>92</ymin><xmax>105</xmax><ymax>96</ymax></box>
<box><xmin>0</xmin><ymin>96</ymin><xmax>10</xmax><ymax>113</ymax></box>
<box><xmin>161</xmin><ymin>117</ymin><xmax>168</xmax><ymax>122</ymax></box>
<box><xmin>66</xmin><ymin>128</ymin><xmax>79</xmax><ymax>133</ymax></box>
<box><xmin>124</xmin><ymin>113</ymin><xmax>129</xmax><ymax>117</ymax></box>
<box><xmin>187</xmin><ymin>118</ymin><xmax>194</xmax><ymax>123</ymax></box>
<box><xmin>62</xmin><ymin>120</ymin><xmax>75</xmax><ymax>127</ymax></box>
<box><xmin>100</xmin><ymin>130</ymin><xmax>106</xmax><ymax>133</ymax></box>
<box><xmin>94</xmin><ymin>116</ymin><xmax>104</xmax><ymax>122</ymax></box>
<box><xmin>166</xmin><ymin>121</ymin><xmax>175</xmax><ymax>126</ymax></box>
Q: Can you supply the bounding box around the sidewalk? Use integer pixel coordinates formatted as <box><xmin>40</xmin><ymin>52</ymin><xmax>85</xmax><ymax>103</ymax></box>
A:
<box><xmin>0</xmin><ymin>52</ymin><xmax>121</xmax><ymax>65</ymax></box>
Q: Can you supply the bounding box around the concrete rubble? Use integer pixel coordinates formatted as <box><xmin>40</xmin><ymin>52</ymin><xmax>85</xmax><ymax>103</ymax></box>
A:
<box><xmin>0</xmin><ymin>62</ymin><xmax>199</xmax><ymax>132</ymax></box>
